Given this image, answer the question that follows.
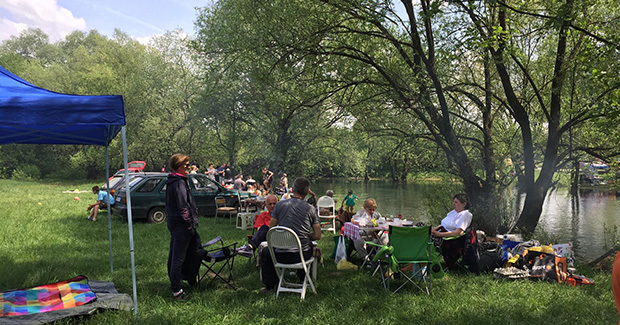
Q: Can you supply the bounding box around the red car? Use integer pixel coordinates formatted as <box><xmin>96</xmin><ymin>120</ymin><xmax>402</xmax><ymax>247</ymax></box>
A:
<box><xmin>108</xmin><ymin>161</ymin><xmax>146</xmax><ymax>181</ymax></box>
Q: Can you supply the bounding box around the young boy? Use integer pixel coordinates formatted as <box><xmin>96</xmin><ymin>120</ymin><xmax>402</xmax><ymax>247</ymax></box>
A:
<box><xmin>87</xmin><ymin>186</ymin><xmax>114</xmax><ymax>221</ymax></box>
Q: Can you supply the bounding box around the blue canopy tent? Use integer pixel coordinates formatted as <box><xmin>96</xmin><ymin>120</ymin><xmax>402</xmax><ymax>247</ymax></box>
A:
<box><xmin>0</xmin><ymin>65</ymin><xmax>138</xmax><ymax>316</ymax></box>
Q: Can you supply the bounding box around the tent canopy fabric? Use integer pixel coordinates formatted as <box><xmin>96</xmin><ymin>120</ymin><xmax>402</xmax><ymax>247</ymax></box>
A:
<box><xmin>0</xmin><ymin>64</ymin><xmax>137</xmax><ymax>316</ymax></box>
<box><xmin>0</xmin><ymin>65</ymin><xmax>125</xmax><ymax>145</ymax></box>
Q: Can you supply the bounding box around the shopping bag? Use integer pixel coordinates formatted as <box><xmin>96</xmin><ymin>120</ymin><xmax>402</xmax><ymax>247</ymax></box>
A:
<box><xmin>525</xmin><ymin>250</ymin><xmax>568</xmax><ymax>283</ymax></box>
<box><xmin>335</xmin><ymin>235</ymin><xmax>347</xmax><ymax>264</ymax></box>
<box><xmin>552</xmin><ymin>243</ymin><xmax>575</xmax><ymax>266</ymax></box>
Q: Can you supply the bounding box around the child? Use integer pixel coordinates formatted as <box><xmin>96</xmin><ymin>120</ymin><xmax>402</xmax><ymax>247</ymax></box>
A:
<box><xmin>342</xmin><ymin>189</ymin><xmax>357</xmax><ymax>213</ymax></box>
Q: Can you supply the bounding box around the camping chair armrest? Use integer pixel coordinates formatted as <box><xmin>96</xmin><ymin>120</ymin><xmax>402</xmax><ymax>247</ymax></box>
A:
<box><xmin>203</xmin><ymin>236</ymin><xmax>223</xmax><ymax>248</ymax></box>
<box><xmin>365</xmin><ymin>241</ymin><xmax>385</xmax><ymax>248</ymax></box>
<box><xmin>205</xmin><ymin>241</ymin><xmax>238</xmax><ymax>254</ymax></box>
<box><xmin>443</xmin><ymin>233</ymin><xmax>465</xmax><ymax>241</ymax></box>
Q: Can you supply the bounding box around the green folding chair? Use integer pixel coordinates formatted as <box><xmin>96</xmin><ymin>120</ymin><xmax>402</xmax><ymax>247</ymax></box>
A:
<box><xmin>367</xmin><ymin>225</ymin><xmax>442</xmax><ymax>294</ymax></box>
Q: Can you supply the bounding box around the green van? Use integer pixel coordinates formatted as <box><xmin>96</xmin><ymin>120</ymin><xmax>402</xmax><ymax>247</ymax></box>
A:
<box><xmin>112</xmin><ymin>173</ymin><xmax>241</xmax><ymax>223</ymax></box>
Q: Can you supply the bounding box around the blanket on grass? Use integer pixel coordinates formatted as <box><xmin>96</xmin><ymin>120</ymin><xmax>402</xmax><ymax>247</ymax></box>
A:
<box><xmin>1</xmin><ymin>275</ymin><xmax>96</xmax><ymax>317</ymax></box>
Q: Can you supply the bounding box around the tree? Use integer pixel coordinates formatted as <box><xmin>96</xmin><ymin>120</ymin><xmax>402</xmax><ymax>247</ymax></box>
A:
<box><xmin>192</xmin><ymin>0</ymin><xmax>620</xmax><ymax>234</ymax></box>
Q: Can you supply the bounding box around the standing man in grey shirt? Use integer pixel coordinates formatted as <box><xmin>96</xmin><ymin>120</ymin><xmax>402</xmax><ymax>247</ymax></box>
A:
<box><xmin>260</xmin><ymin>177</ymin><xmax>321</xmax><ymax>292</ymax></box>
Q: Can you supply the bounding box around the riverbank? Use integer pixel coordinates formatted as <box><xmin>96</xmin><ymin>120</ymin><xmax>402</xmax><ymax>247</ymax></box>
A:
<box><xmin>0</xmin><ymin>179</ymin><xmax>617</xmax><ymax>324</ymax></box>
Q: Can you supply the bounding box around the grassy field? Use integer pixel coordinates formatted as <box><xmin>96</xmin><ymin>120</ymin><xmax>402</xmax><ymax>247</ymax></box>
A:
<box><xmin>0</xmin><ymin>179</ymin><xmax>618</xmax><ymax>324</ymax></box>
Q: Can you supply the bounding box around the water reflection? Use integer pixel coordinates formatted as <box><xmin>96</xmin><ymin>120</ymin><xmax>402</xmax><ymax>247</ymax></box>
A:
<box><xmin>540</xmin><ymin>188</ymin><xmax>620</xmax><ymax>260</ymax></box>
<box><xmin>312</xmin><ymin>179</ymin><xmax>619</xmax><ymax>260</ymax></box>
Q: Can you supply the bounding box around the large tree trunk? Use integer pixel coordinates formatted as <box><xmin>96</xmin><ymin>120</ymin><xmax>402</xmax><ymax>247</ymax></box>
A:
<box><xmin>508</xmin><ymin>0</ymin><xmax>574</xmax><ymax>234</ymax></box>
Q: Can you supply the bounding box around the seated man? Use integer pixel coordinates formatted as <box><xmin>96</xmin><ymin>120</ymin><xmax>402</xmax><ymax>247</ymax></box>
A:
<box><xmin>245</xmin><ymin>175</ymin><xmax>257</xmax><ymax>190</ymax></box>
<box><xmin>87</xmin><ymin>186</ymin><xmax>114</xmax><ymax>222</ymax></box>
<box><xmin>233</xmin><ymin>174</ymin><xmax>245</xmax><ymax>190</ymax></box>
<box><xmin>351</xmin><ymin>198</ymin><xmax>387</xmax><ymax>261</ymax></box>
<box><xmin>260</xmin><ymin>177</ymin><xmax>321</xmax><ymax>292</ymax></box>
<box><xmin>318</xmin><ymin>190</ymin><xmax>337</xmax><ymax>216</ymax></box>
<box><xmin>236</xmin><ymin>194</ymin><xmax>278</xmax><ymax>257</ymax></box>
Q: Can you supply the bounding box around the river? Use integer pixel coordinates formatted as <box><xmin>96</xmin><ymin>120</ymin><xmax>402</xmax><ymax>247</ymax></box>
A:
<box><xmin>310</xmin><ymin>179</ymin><xmax>620</xmax><ymax>261</ymax></box>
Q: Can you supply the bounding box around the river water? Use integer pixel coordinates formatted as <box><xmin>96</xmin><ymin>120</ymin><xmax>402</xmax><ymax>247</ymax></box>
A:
<box><xmin>310</xmin><ymin>179</ymin><xmax>620</xmax><ymax>261</ymax></box>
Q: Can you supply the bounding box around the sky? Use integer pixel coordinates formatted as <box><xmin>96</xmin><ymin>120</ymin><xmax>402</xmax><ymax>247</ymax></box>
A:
<box><xmin>0</xmin><ymin>0</ymin><xmax>210</xmax><ymax>43</ymax></box>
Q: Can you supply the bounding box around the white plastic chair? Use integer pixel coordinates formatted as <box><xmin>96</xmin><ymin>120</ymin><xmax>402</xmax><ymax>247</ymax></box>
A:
<box><xmin>316</xmin><ymin>196</ymin><xmax>337</xmax><ymax>234</ymax></box>
<box><xmin>266</xmin><ymin>226</ymin><xmax>316</xmax><ymax>300</ymax></box>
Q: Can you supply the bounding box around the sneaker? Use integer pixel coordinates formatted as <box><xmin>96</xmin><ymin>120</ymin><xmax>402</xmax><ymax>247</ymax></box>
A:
<box><xmin>172</xmin><ymin>289</ymin><xmax>187</xmax><ymax>301</ymax></box>
<box><xmin>86</xmin><ymin>217</ymin><xmax>92</xmax><ymax>220</ymax></box>
<box><xmin>235</xmin><ymin>245</ymin><xmax>254</xmax><ymax>258</ymax></box>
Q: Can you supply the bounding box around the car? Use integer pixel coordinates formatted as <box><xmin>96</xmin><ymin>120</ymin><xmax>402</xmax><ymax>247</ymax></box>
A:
<box><xmin>101</xmin><ymin>172</ymin><xmax>156</xmax><ymax>197</ymax></box>
<box><xmin>112</xmin><ymin>173</ymin><xmax>242</xmax><ymax>224</ymax></box>
<box><xmin>108</xmin><ymin>161</ymin><xmax>146</xmax><ymax>181</ymax></box>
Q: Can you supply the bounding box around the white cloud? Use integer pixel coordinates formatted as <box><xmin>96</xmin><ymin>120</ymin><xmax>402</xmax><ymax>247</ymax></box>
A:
<box><xmin>0</xmin><ymin>0</ymin><xmax>86</xmax><ymax>42</ymax></box>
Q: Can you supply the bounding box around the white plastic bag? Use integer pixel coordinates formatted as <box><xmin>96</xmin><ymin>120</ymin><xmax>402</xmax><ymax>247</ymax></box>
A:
<box><xmin>335</xmin><ymin>235</ymin><xmax>347</xmax><ymax>264</ymax></box>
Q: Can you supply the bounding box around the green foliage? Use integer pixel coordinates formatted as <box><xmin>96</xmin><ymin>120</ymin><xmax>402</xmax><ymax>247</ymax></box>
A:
<box><xmin>418</xmin><ymin>176</ymin><xmax>463</xmax><ymax>225</ymax></box>
<box><xmin>11</xmin><ymin>164</ymin><xmax>41</xmax><ymax>181</ymax></box>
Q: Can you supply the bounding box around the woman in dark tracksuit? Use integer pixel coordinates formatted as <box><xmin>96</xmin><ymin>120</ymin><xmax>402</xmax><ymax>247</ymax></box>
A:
<box><xmin>166</xmin><ymin>154</ymin><xmax>201</xmax><ymax>300</ymax></box>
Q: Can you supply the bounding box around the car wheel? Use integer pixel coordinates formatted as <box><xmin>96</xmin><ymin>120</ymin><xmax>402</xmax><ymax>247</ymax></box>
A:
<box><xmin>148</xmin><ymin>207</ymin><xmax>167</xmax><ymax>224</ymax></box>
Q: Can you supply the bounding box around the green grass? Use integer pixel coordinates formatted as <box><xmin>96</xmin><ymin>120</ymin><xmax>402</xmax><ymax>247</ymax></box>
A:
<box><xmin>0</xmin><ymin>179</ymin><xmax>618</xmax><ymax>324</ymax></box>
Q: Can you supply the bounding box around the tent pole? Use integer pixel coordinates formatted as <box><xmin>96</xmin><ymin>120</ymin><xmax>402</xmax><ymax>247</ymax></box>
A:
<box><xmin>122</xmin><ymin>126</ymin><xmax>138</xmax><ymax>318</ymax></box>
<box><xmin>105</xmin><ymin>146</ymin><xmax>113</xmax><ymax>273</ymax></box>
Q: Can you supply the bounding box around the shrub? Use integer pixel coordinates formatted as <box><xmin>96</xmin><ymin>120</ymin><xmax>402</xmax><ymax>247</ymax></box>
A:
<box><xmin>11</xmin><ymin>164</ymin><xmax>41</xmax><ymax>181</ymax></box>
<box><xmin>45</xmin><ymin>167</ymin><xmax>87</xmax><ymax>180</ymax></box>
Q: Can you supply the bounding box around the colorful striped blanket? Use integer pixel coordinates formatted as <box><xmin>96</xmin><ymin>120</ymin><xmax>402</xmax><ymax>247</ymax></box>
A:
<box><xmin>1</xmin><ymin>275</ymin><xmax>97</xmax><ymax>317</ymax></box>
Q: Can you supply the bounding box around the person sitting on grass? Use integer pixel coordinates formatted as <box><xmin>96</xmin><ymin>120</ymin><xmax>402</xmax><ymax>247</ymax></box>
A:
<box><xmin>86</xmin><ymin>186</ymin><xmax>114</xmax><ymax>222</ymax></box>
<box><xmin>236</xmin><ymin>194</ymin><xmax>278</xmax><ymax>257</ymax></box>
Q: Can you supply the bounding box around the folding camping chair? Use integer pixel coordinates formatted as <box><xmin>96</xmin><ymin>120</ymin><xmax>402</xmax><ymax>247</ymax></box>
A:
<box><xmin>266</xmin><ymin>226</ymin><xmax>317</xmax><ymax>300</ymax></box>
<box><xmin>367</xmin><ymin>225</ymin><xmax>441</xmax><ymax>294</ymax></box>
<box><xmin>197</xmin><ymin>236</ymin><xmax>238</xmax><ymax>290</ymax></box>
<box><xmin>439</xmin><ymin>222</ymin><xmax>480</xmax><ymax>274</ymax></box>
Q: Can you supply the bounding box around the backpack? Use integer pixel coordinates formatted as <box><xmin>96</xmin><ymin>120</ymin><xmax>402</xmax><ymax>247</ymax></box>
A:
<box><xmin>477</xmin><ymin>241</ymin><xmax>504</xmax><ymax>273</ymax></box>
<box><xmin>461</xmin><ymin>223</ymin><xmax>480</xmax><ymax>274</ymax></box>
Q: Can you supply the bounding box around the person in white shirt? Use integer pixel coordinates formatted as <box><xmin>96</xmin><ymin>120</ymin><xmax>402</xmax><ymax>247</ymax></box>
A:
<box><xmin>431</xmin><ymin>193</ymin><xmax>473</xmax><ymax>268</ymax></box>
<box><xmin>431</xmin><ymin>193</ymin><xmax>472</xmax><ymax>238</ymax></box>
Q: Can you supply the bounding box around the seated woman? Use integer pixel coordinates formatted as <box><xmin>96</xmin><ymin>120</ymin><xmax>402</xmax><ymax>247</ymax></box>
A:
<box><xmin>351</xmin><ymin>198</ymin><xmax>388</xmax><ymax>261</ymax></box>
<box><xmin>431</xmin><ymin>193</ymin><xmax>473</xmax><ymax>268</ymax></box>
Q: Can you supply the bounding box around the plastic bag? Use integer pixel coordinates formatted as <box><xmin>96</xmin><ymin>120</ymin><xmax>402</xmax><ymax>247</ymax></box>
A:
<box><xmin>335</xmin><ymin>235</ymin><xmax>347</xmax><ymax>264</ymax></box>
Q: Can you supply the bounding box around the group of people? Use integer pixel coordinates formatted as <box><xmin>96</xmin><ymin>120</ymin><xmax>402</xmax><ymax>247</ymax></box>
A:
<box><xmin>158</xmin><ymin>153</ymin><xmax>473</xmax><ymax>300</ymax></box>
<box><xmin>348</xmin><ymin>193</ymin><xmax>472</xmax><ymax>267</ymax></box>
<box><xmin>162</xmin><ymin>153</ymin><xmax>321</xmax><ymax>299</ymax></box>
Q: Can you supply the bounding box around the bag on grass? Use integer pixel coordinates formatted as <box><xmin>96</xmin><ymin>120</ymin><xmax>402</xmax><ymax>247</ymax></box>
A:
<box><xmin>335</xmin><ymin>235</ymin><xmax>347</xmax><ymax>264</ymax></box>
<box><xmin>523</xmin><ymin>250</ymin><xmax>568</xmax><ymax>283</ymax></box>
<box><xmin>477</xmin><ymin>241</ymin><xmax>504</xmax><ymax>273</ymax></box>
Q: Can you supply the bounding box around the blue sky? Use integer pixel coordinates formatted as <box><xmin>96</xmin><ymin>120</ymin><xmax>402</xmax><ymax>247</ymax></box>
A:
<box><xmin>0</xmin><ymin>0</ymin><xmax>209</xmax><ymax>43</ymax></box>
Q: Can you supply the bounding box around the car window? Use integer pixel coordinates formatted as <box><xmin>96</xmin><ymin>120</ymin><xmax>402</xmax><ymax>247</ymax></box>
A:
<box><xmin>118</xmin><ymin>177</ymin><xmax>146</xmax><ymax>191</ymax></box>
<box><xmin>191</xmin><ymin>175</ymin><xmax>219</xmax><ymax>194</ymax></box>
<box><xmin>137</xmin><ymin>178</ymin><xmax>161</xmax><ymax>192</ymax></box>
